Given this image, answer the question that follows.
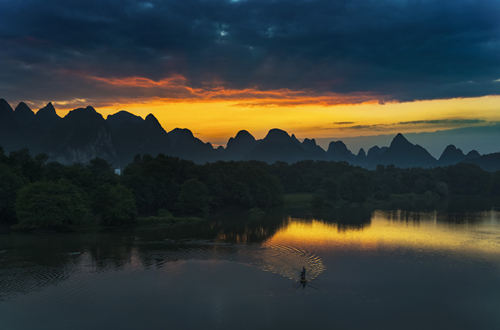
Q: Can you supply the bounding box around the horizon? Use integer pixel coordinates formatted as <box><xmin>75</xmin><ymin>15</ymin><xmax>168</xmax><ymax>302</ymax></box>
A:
<box><xmin>4</xmin><ymin>95</ymin><xmax>500</xmax><ymax>152</ymax></box>
<box><xmin>2</xmin><ymin>97</ymin><xmax>499</xmax><ymax>158</ymax></box>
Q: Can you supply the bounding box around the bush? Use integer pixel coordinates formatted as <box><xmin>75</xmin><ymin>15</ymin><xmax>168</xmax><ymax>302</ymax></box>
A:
<box><xmin>177</xmin><ymin>179</ymin><xmax>210</xmax><ymax>217</ymax></box>
<box><xmin>15</xmin><ymin>180</ymin><xmax>90</xmax><ymax>229</ymax></box>
<box><xmin>94</xmin><ymin>184</ymin><xmax>137</xmax><ymax>225</ymax></box>
<box><xmin>0</xmin><ymin>164</ymin><xmax>24</xmax><ymax>224</ymax></box>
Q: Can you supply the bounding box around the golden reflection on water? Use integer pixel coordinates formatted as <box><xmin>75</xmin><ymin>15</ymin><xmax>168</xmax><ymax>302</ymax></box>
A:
<box><xmin>265</xmin><ymin>211</ymin><xmax>500</xmax><ymax>257</ymax></box>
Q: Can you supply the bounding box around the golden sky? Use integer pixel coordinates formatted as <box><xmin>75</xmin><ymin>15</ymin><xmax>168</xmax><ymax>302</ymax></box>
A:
<box><xmin>50</xmin><ymin>94</ymin><xmax>500</xmax><ymax>146</ymax></box>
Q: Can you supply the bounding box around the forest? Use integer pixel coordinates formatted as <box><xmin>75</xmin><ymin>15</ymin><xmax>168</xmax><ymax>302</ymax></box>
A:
<box><xmin>1</xmin><ymin>147</ymin><xmax>499</xmax><ymax>231</ymax></box>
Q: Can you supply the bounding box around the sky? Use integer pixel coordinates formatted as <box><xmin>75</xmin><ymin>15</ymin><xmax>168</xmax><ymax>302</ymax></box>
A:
<box><xmin>0</xmin><ymin>0</ymin><xmax>499</xmax><ymax>146</ymax></box>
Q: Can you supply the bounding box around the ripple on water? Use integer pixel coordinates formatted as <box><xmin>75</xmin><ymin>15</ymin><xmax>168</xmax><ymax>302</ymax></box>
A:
<box><xmin>0</xmin><ymin>239</ymin><xmax>325</xmax><ymax>301</ymax></box>
<box><xmin>134</xmin><ymin>240</ymin><xmax>327</xmax><ymax>283</ymax></box>
<box><xmin>250</xmin><ymin>242</ymin><xmax>326</xmax><ymax>282</ymax></box>
<box><xmin>0</xmin><ymin>263</ymin><xmax>75</xmax><ymax>301</ymax></box>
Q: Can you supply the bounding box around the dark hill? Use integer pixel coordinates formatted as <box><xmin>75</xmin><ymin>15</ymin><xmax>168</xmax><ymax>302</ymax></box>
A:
<box><xmin>0</xmin><ymin>99</ymin><xmax>18</xmax><ymax>150</ymax></box>
<box><xmin>43</xmin><ymin>106</ymin><xmax>116</xmax><ymax>164</ymax></box>
<box><xmin>248</xmin><ymin>129</ymin><xmax>306</xmax><ymax>163</ymax></box>
<box><xmin>226</xmin><ymin>130</ymin><xmax>257</xmax><ymax>160</ymax></box>
<box><xmin>1</xmin><ymin>99</ymin><xmax>499</xmax><ymax>171</ymax></box>
<box><xmin>13</xmin><ymin>102</ymin><xmax>37</xmax><ymax>149</ymax></box>
<box><xmin>439</xmin><ymin>145</ymin><xmax>466</xmax><ymax>165</ymax></box>
<box><xmin>167</xmin><ymin>128</ymin><xmax>215</xmax><ymax>163</ymax></box>
<box><xmin>464</xmin><ymin>153</ymin><xmax>500</xmax><ymax>172</ymax></box>
<box><xmin>14</xmin><ymin>102</ymin><xmax>35</xmax><ymax>124</ymax></box>
<box><xmin>327</xmin><ymin>140</ymin><xmax>355</xmax><ymax>162</ymax></box>
<box><xmin>36</xmin><ymin>103</ymin><xmax>60</xmax><ymax>129</ymax></box>
<box><xmin>302</xmin><ymin>138</ymin><xmax>326</xmax><ymax>160</ymax></box>
<box><xmin>367</xmin><ymin>133</ymin><xmax>436</xmax><ymax>168</ymax></box>
<box><xmin>107</xmin><ymin>111</ymin><xmax>168</xmax><ymax>165</ymax></box>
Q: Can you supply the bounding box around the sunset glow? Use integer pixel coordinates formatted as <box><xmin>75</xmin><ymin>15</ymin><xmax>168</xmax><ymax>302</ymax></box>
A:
<box><xmin>43</xmin><ymin>94</ymin><xmax>500</xmax><ymax>146</ymax></box>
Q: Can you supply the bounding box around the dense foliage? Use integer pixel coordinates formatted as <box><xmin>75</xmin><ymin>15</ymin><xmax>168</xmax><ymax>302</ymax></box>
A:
<box><xmin>16</xmin><ymin>180</ymin><xmax>90</xmax><ymax>229</ymax></box>
<box><xmin>92</xmin><ymin>184</ymin><xmax>137</xmax><ymax>225</ymax></box>
<box><xmin>0</xmin><ymin>146</ymin><xmax>499</xmax><ymax>230</ymax></box>
<box><xmin>0</xmin><ymin>163</ymin><xmax>24</xmax><ymax>223</ymax></box>
<box><xmin>122</xmin><ymin>155</ymin><xmax>283</xmax><ymax>217</ymax></box>
<box><xmin>270</xmin><ymin>161</ymin><xmax>500</xmax><ymax>212</ymax></box>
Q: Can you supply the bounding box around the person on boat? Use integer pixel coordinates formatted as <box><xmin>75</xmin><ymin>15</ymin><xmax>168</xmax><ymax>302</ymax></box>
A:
<box><xmin>300</xmin><ymin>267</ymin><xmax>306</xmax><ymax>282</ymax></box>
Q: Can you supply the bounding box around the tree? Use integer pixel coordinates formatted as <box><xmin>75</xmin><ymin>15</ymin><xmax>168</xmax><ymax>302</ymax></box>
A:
<box><xmin>435</xmin><ymin>181</ymin><xmax>449</xmax><ymax>198</ymax></box>
<box><xmin>0</xmin><ymin>164</ymin><xmax>24</xmax><ymax>224</ymax></box>
<box><xmin>177</xmin><ymin>179</ymin><xmax>210</xmax><ymax>217</ymax></box>
<box><xmin>7</xmin><ymin>149</ymin><xmax>46</xmax><ymax>182</ymax></box>
<box><xmin>0</xmin><ymin>146</ymin><xmax>7</xmax><ymax>163</ymax></box>
<box><xmin>87</xmin><ymin>158</ymin><xmax>117</xmax><ymax>187</ymax></box>
<box><xmin>338</xmin><ymin>170</ymin><xmax>371</xmax><ymax>202</ymax></box>
<box><xmin>93</xmin><ymin>184</ymin><xmax>137</xmax><ymax>225</ymax></box>
<box><xmin>122</xmin><ymin>155</ymin><xmax>193</xmax><ymax>215</ymax></box>
<box><xmin>16</xmin><ymin>180</ymin><xmax>90</xmax><ymax>229</ymax></box>
<box><xmin>319</xmin><ymin>177</ymin><xmax>339</xmax><ymax>201</ymax></box>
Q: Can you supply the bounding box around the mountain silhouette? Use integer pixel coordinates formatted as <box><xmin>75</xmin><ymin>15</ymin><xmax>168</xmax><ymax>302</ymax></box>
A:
<box><xmin>367</xmin><ymin>133</ymin><xmax>436</xmax><ymax>168</ymax></box>
<box><xmin>247</xmin><ymin>129</ymin><xmax>307</xmax><ymax>163</ymax></box>
<box><xmin>357</xmin><ymin>148</ymin><xmax>367</xmax><ymax>162</ymax></box>
<box><xmin>464</xmin><ymin>153</ymin><xmax>500</xmax><ymax>171</ymax></box>
<box><xmin>438</xmin><ymin>145</ymin><xmax>480</xmax><ymax>165</ymax></box>
<box><xmin>327</xmin><ymin>140</ymin><xmax>355</xmax><ymax>162</ymax></box>
<box><xmin>43</xmin><ymin>106</ymin><xmax>117</xmax><ymax>164</ymax></box>
<box><xmin>167</xmin><ymin>128</ymin><xmax>215</xmax><ymax>163</ymax></box>
<box><xmin>0</xmin><ymin>99</ymin><xmax>499</xmax><ymax>170</ymax></box>
<box><xmin>0</xmin><ymin>99</ymin><xmax>19</xmax><ymax>150</ymax></box>
<box><xmin>465</xmin><ymin>150</ymin><xmax>481</xmax><ymax>160</ymax></box>
<box><xmin>439</xmin><ymin>145</ymin><xmax>466</xmax><ymax>165</ymax></box>
<box><xmin>36</xmin><ymin>102</ymin><xmax>60</xmax><ymax>129</ymax></box>
<box><xmin>226</xmin><ymin>130</ymin><xmax>257</xmax><ymax>160</ymax></box>
<box><xmin>14</xmin><ymin>102</ymin><xmax>35</xmax><ymax>124</ymax></box>
<box><xmin>302</xmin><ymin>138</ymin><xmax>325</xmax><ymax>159</ymax></box>
<box><xmin>108</xmin><ymin>111</ymin><xmax>168</xmax><ymax>165</ymax></box>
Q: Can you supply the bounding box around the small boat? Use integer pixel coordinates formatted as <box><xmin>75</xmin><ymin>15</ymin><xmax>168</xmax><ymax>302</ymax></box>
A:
<box><xmin>300</xmin><ymin>267</ymin><xmax>307</xmax><ymax>284</ymax></box>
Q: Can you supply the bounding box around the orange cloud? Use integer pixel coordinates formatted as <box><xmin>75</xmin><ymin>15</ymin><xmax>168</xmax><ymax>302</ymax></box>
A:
<box><xmin>83</xmin><ymin>73</ymin><xmax>384</xmax><ymax>106</ymax></box>
<box><xmin>39</xmin><ymin>71</ymin><xmax>500</xmax><ymax>146</ymax></box>
<box><xmin>88</xmin><ymin>74</ymin><xmax>187</xmax><ymax>88</ymax></box>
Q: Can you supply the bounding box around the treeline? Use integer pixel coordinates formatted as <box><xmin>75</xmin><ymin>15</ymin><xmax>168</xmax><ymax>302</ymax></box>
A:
<box><xmin>1</xmin><ymin>147</ymin><xmax>499</xmax><ymax>230</ymax></box>
<box><xmin>270</xmin><ymin>161</ymin><xmax>500</xmax><ymax>212</ymax></box>
<box><xmin>0</xmin><ymin>148</ymin><xmax>282</xmax><ymax>230</ymax></box>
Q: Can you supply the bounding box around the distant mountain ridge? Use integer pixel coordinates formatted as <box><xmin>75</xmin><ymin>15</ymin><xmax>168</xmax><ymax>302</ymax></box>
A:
<box><xmin>1</xmin><ymin>98</ymin><xmax>499</xmax><ymax>171</ymax></box>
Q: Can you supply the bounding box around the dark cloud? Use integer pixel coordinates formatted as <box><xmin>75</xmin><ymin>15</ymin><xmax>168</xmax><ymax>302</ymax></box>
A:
<box><xmin>1</xmin><ymin>0</ymin><xmax>499</xmax><ymax>104</ymax></box>
<box><xmin>398</xmin><ymin>119</ymin><xmax>487</xmax><ymax>125</ymax></box>
<box><xmin>339</xmin><ymin>119</ymin><xmax>491</xmax><ymax>130</ymax></box>
<box><xmin>317</xmin><ymin>124</ymin><xmax>500</xmax><ymax>157</ymax></box>
<box><xmin>333</xmin><ymin>121</ymin><xmax>356</xmax><ymax>125</ymax></box>
<box><xmin>344</xmin><ymin>125</ymin><xmax>379</xmax><ymax>130</ymax></box>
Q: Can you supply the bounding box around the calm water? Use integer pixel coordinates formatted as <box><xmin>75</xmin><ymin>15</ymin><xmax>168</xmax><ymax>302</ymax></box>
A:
<box><xmin>1</xmin><ymin>211</ymin><xmax>500</xmax><ymax>330</ymax></box>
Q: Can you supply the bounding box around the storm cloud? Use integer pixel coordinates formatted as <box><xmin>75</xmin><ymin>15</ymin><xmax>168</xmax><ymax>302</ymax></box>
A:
<box><xmin>1</xmin><ymin>0</ymin><xmax>499</xmax><ymax>105</ymax></box>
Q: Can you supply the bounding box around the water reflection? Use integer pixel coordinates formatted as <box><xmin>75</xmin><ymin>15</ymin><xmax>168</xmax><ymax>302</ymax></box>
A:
<box><xmin>267</xmin><ymin>211</ymin><xmax>500</xmax><ymax>257</ymax></box>
<box><xmin>1</xmin><ymin>210</ymin><xmax>499</xmax><ymax>301</ymax></box>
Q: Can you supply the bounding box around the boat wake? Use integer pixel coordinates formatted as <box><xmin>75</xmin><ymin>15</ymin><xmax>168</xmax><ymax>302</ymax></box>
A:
<box><xmin>249</xmin><ymin>242</ymin><xmax>325</xmax><ymax>282</ymax></box>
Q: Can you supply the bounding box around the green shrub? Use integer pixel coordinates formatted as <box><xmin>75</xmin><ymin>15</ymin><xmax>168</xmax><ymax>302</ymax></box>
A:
<box><xmin>15</xmin><ymin>180</ymin><xmax>90</xmax><ymax>229</ymax></box>
<box><xmin>177</xmin><ymin>179</ymin><xmax>210</xmax><ymax>217</ymax></box>
<box><xmin>93</xmin><ymin>184</ymin><xmax>137</xmax><ymax>225</ymax></box>
<box><xmin>0</xmin><ymin>164</ymin><xmax>24</xmax><ymax>224</ymax></box>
